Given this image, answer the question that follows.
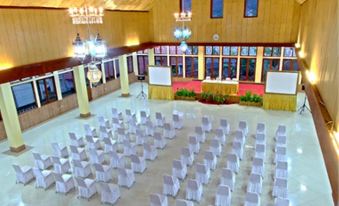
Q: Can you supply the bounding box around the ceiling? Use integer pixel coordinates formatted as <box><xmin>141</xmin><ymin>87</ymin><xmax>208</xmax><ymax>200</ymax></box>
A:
<box><xmin>0</xmin><ymin>0</ymin><xmax>155</xmax><ymax>10</ymax></box>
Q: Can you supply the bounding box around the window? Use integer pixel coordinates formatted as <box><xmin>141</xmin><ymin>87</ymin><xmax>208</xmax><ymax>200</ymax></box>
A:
<box><xmin>284</xmin><ymin>47</ymin><xmax>296</xmax><ymax>57</ymax></box>
<box><xmin>154</xmin><ymin>46</ymin><xmax>167</xmax><ymax>54</ymax></box>
<box><xmin>137</xmin><ymin>56</ymin><xmax>149</xmax><ymax>75</ymax></box>
<box><xmin>222</xmin><ymin>58</ymin><xmax>237</xmax><ymax>79</ymax></box>
<box><xmin>181</xmin><ymin>0</ymin><xmax>192</xmax><ymax>12</ymax></box>
<box><xmin>283</xmin><ymin>59</ymin><xmax>299</xmax><ymax>71</ymax></box>
<box><xmin>137</xmin><ymin>49</ymin><xmax>148</xmax><ymax>54</ymax></box>
<box><xmin>205</xmin><ymin>57</ymin><xmax>220</xmax><ymax>79</ymax></box>
<box><xmin>169</xmin><ymin>46</ymin><xmax>184</xmax><ymax>55</ymax></box>
<box><xmin>12</xmin><ymin>82</ymin><xmax>37</xmax><ymax>113</ymax></box>
<box><xmin>95</xmin><ymin>64</ymin><xmax>103</xmax><ymax>85</ymax></box>
<box><xmin>205</xmin><ymin>46</ymin><xmax>220</xmax><ymax>55</ymax></box>
<box><xmin>223</xmin><ymin>46</ymin><xmax>240</xmax><ymax>56</ymax></box>
<box><xmin>185</xmin><ymin>46</ymin><xmax>198</xmax><ymax>55</ymax></box>
<box><xmin>264</xmin><ymin>47</ymin><xmax>281</xmax><ymax>57</ymax></box>
<box><xmin>155</xmin><ymin>56</ymin><xmax>168</xmax><ymax>66</ymax></box>
<box><xmin>240</xmin><ymin>58</ymin><xmax>256</xmax><ymax>81</ymax></box>
<box><xmin>37</xmin><ymin>77</ymin><xmax>57</xmax><ymax>105</ymax></box>
<box><xmin>244</xmin><ymin>0</ymin><xmax>258</xmax><ymax>17</ymax></box>
<box><xmin>115</xmin><ymin>60</ymin><xmax>120</xmax><ymax>78</ymax></box>
<box><xmin>240</xmin><ymin>46</ymin><xmax>257</xmax><ymax>56</ymax></box>
<box><xmin>127</xmin><ymin>56</ymin><xmax>134</xmax><ymax>74</ymax></box>
<box><xmin>185</xmin><ymin>57</ymin><xmax>198</xmax><ymax>78</ymax></box>
<box><xmin>262</xmin><ymin>59</ymin><xmax>280</xmax><ymax>82</ymax></box>
<box><xmin>211</xmin><ymin>0</ymin><xmax>224</xmax><ymax>18</ymax></box>
<box><xmin>104</xmin><ymin>61</ymin><xmax>115</xmax><ymax>81</ymax></box>
<box><xmin>230</xmin><ymin>47</ymin><xmax>239</xmax><ymax>56</ymax></box>
<box><xmin>59</xmin><ymin>71</ymin><xmax>75</xmax><ymax>97</ymax></box>
<box><xmin>170</xmin><ymin>56</ymin><xmax>183</xmax><ymax>77</ymax></box>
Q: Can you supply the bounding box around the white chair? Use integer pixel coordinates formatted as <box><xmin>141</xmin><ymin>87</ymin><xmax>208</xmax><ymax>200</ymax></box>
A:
<box><xmin>172</xmin><ymin>159</ymin><xmax>187</xmax><ymax>180</ymax></box>
<box><xmin>140</xmin><ymin>110</ymin><xmax>149</xmax><ymax>125</ymax></box>
<box><xmin>154</xmin><ymin>132</ymin><xmax>167</xmax><ymax>149</ymax></box>
<box><xmin>103</xmin><ymin>138</ymin><xmax>117</xmax><ymax>153</ymax></box>
<box><xmin>255</xmin><ymin>133</ymin><xmax>266</xmax><ymax>145</ymax></box>
<box><xmin>276</xmin><ymin>135</ymin><xmax>287</xmax><ymax>148</ymax></box>
<box><xmin>123</xmin><ymin>140</ymin><xmax>137</xmax><ymax>156</ymax></box>
<box><xmin>112</xmin><ymin>108</ymin><xmax>123</xmax><ymax>120</ymax></box>
<box><xmin>234</xmin><ymin>130</ymin><xmax>245</xmax><ymax>146</ymax></box>
<box><xmin>32</xmin><ymin>168</ymin><xmax>55</xmax><ymax>189</ymax></box>
<box><xmin>100</xmin><ymin>127</ymin><xmax>114</xmax><ymax>139</ymax></box>
<box><xmin>69</xmin><ymin>145</ymin><xmax>87</xmax><ymax>161</ymax></box>
<box><xmin>51</xmin><ymin>143</ymin><xmax>69</xmax><ymax>158</ymax></box>
<box><xmin>32</xmin><ymin>152</ymin><xmax>52</xmax><ymax>170</ymax></box>
<box><xmin>112</xmin><ymin>118</ymin><xmax>123</xmax><ymax>132</ymax></box>
<box><xmin>220</xmin><ymin>168</ymin><xmax>235</xmax><ymax>191</ymax></box>
<box><xmin>244</xmin><ymin>192</ymin><xmax>260</xmax><ymax>206</ymax></box>
<box><xmin>128</xmin><ymin>117</ymin><xmax>138</xmax><ymax>134</ymax></box>
<box><xmin>276</xmin><ymin>125</ymin><xmax>286</xmax><ymax>137</ymax></box>
<box><xmin>150</xmin><ymin>193</ymin><xmax>168</xmax><ymax>206</ymax></box>
<box><xmin>109</xmin><ymin>152</ymin><xmax>125</xmax><ymax>169</ymax></box>
<box><xmin>117</xmin><ymin>168</ymin><xmax>135</xmax><ymax>188</ymax></box>
<box><xmin>88</xmin><ymin>149</ymin><xmax>105</xmax><ymax>164</ymax></box>
<box><xmin>255</xmin><ymin>144</ymin><xmax>266</xmax><ymax>160</ymax></box>
<box><xmin>220</xmin><ymin>119</ymin><xmax>230</xmax><ymax>135</ymax></box>
<box><xmin>204</xmin><ymin>150</ymin><xmax>217</xmax><ymax>170</ymax></box>
<box><xmin>273</xmin><ymin>178</ymin><xmax>288</xmax><ymax>198</ymax></box>
<box><xmin>215</xmin><ymin>185</ymin><xmax>231</xmax><ymax>206</ymax></box>
<box><xmin>125</xmin><ymin>109</ymin><xmax>136</xmax><ymax>122</ymax></box>
<box><xmin>163</xmin><ymin>123</ymin><xmax>176</xmax><ymax>139</ymax></box>
<box><xmin>238</xmin><ymin>120</ymin><xmax>248</xmax><ymax>136</ymax></box>
<box><xmin>93</xmin><ymin>163</ymin><xmax>112</xmax><ymax>182</ymax></box>
<box><xmin>85</xmin><ymin>135</ymin><xmax>101</xmax><ymax>150</ymax></box>
<box><xmin>256</xmin><ymin>123</ymin><xmax>266</xmax><ymax>135</ymax></box>
<box><xmin>226</xmin><ymin>154</ymin><xmax>239</xmax><ymax>173</ymax></box>
<box><xmin>74</xmin><ymin>177</ymin><xmax>97</xmax><ymax>200</ymax></box>
<box><xmin>189</xmin><ymin>135</ymin><xmax>200</xmax><ymax>154</ymax></box>
<box><xmin>69</xmin><ymin>132</ymin><xmax>85</xmax><ymax>147</ymax></box>
<box><xmin>181</xmin><ymin>147</ymin><xmax>194</xmax><ymax>166</ymax></box>
<box><xmin>155</xmin><ymin>112</ymin><xmax>166</xmax><ymax>127</ymax></box>
<box><xmin>130</xmin><ymin>154</ymin><xmax>147</xmax><ymax>173</ymax></box>
<box><xmin>84</xmin><ymin>124</ymin><xmax>97</xmax><ymax>137</ymax></box>
<box><xmin>195</xmin><ymin>126</ymin><xmax>206</xmax><ymax>143</ymax></box>
<box><xmin>185</xmin><ymin>179</ymin><xmax>203</xmax><ymax>202</ymax></box>
<box><xmin>251</xmin><ymin>158</ymin><xmax>264</xmax><ymax>177</ymax></box>
<box><xmin>163</xmin><ymin>175</ymin><xmax>180</xmax><ymax>197</ymax></box>
<box><xmin>117</xmin><ymin>128</ymin><xmax>129</xmax><ymax>143</ymax></box>
<box><xmin>145</xmin><ymin>120</ymin><xmax>155</xmax><ymax>136</ymax></box>
<box><xmin>195</xmin><ymin>163</ymin><xmax>210</xmax><ymax>184</ymax></box>
<box><xmin>51</xmin><ymin>156</ymin><xmax>71</xmax><ymax>174</ymax></box>
<box><xmin>100</xmin><ymin>183</ymin><xmax>120</xmax><ymax>205</ymax></box>
<box><xmin>72</xmin><ymin>160</ymin><xmax>92</xmax><ymax>178</ymax></box>
<box><xmin>275</xmin><ymin>146</ymin><xmax>287</xmax><ymax>163</ymax></box>
<box><xmin>136</xmin><ymin>128</ymin><xmax>146</xmax><ymax>145</ymax></box>
<box><xmin>232</xmin><ymin>141</ymin><xmax>244</xmax><ymax>160</ymax></box>
<box><xmin>12</xmin><ymin>164</ymin><xmax>34</xmax><ymax>185</ymax></box>
<box><xmin>53</xmin><ymin>173</ymin><xmax>74</xmax><ymax>194</ymax></box>
<box><xmin>98</xmin><ymin>116</ymin><xmax>110</xmax><ymax>129</ymax></box>
<box><xmin>274</xmin><ymin>198</ymin><xmax>290</xmax><ymax>206</ymax></box>
<box><xmin>247</xmin><ymin>173</ymin><xmax>263</xmax><ymax>194</ymax></box>
<box><xmin>275</xmin><ymin>161</ymin><xmax>288</xmax><ymax>180</ymax></box>
<box><xmin>143</xmin><ymin>143</ymin><xmax>158</xmax><ymax>161</ymax></box>
<box><xmin>176</xmin><ymin>199</ymin><xmax>194</xmax><ymax>206</ymax></box>
<box><xmin>173</xmin><ymin>114</ymin><xmax>183</xmax><ymax>129</ymax></box>
<box><xmin>202</xmin><ymin>116</ymin><xmax>212</xmax><ymax>132</ymax></box>
<box><xmin>210</xmin><ymin>138</ymin><xmax>222</xmax><ymax>157</ymax></box>
<box><xmin>215</xmin><ymin>128</ymin><xmax>226</xmax><ymax>145</ymax></box>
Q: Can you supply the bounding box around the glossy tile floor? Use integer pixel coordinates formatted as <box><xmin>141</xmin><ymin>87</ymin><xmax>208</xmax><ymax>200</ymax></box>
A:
<box><xmin>0</xmin><ymin>83</ymin><xmax>333</xmax><ymax>206</ymax></box>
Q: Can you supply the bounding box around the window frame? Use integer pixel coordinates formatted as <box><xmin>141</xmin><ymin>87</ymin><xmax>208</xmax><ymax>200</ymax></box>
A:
<box><xmin>222</xmin><ymin>57</ymin><xmax>238</xmax><ymax>80</ymax></box>
<box><xmin>127</xmin><ymin>56</ymin><xmax>134</xmax><ymax>74</ymax></box>
<box><xmin>239</xmin><ymin>58</ymin><xmax>256</xmax><ymax>81</ymax></box>
<box><xmin>11</xmin><ymin>82</ymin><xmax>38</xmax><ymax>114</ymax></box>
<box><xmin>104</xmin><ymin>60</ymin><xmax>115</xmax><ymax>81</ymax></box>
<box><xmin>244</xmin><ymin>0</ymin><xmax>259</xmax><ymax>18</ymax></box>
<box><xmin>155</xmin><ymin>56</ymin><xmax>168</xmax><ymax>66</ymax></box>
<box><xmin>59</xmin><ymin>71</ymin><xmax>76</xmax><ymax>98</ymax></box>
<box><xmin>205</xmin><ymin>57</ymin><xmax>220</xmax><ymax>79</ymax></box>
<box><xmin>36</xmin><ymin>76</ymin><xmax>58</xmax><ymax>105</ymax></box>
<box><xmin>261</xmin><ymin>58</ymin><xmax>280</xmax><ymax>82</ymax></box>
<box><xmin>170</xmin><ymin>56</ymin><xmax>184</xmax><ymax>77</ymax></box>
<box><xmin>185</xmin><ymin>57</ymin><xmax>198</xmax><ymax>78</ymax></box>
<box><xmin>137</xmin><ymin>55</ymin><xmax>149</xmax><ymax>75</ymax></box>
<box><xmin>210</xmin><ymin>0</ymin><xmax>224</xmax><ymax>19</ymax></box>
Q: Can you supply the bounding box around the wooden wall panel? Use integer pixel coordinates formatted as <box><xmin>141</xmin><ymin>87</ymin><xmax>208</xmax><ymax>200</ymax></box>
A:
<box><xmin>151</xmin><ymin>0</ymin><xmax>300</xmax><ymax>43</ymax></box>
<box><xmin>0</xmin><ymin>8</ymin><xmax>151</xmax><ymax>69</ymax></box>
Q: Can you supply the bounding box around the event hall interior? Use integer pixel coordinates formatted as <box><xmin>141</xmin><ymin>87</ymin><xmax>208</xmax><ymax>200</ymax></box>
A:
<box><xmin>0</xmin><ymin>0</ymin><xmax>337</xmax><ymax>206</ymax></box>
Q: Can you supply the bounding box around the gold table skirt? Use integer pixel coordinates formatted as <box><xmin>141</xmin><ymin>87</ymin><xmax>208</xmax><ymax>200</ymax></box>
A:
<box><xmin>148</xmin><ymin>85</ymin><xmax>174</xmax><ymax>100</ymax></box>
<box><xmin>263</xmin><ymin>93</ymin><xmax>297</xmax><ymax>112</ymax></box>
<box><xmin>202</xmin><ymin>82</ymin><xmax>239</xmax><ymax>95</ymax></box>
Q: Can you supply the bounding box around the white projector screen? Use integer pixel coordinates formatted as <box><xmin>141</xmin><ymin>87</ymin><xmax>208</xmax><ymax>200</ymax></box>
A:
<box><xmin>148</xmin><ymin>66</ymin><xmax>172</xmax><ymax>86</ymax></box>
<box><xmin>265</xmin><ymin>71</ymin><xmax>299</xmax><ymax>95</ymax></box>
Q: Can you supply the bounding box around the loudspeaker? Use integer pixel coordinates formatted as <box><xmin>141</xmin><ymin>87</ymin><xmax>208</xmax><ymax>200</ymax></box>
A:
<box><xmin>137</xmin><ymin>75</ymin><xmax>145</xmax><ymax>81</ymax></box>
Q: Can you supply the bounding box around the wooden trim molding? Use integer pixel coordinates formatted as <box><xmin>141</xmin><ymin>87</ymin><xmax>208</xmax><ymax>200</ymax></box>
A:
<box><xmin>153</xmin><ymin>42</ymin><xmax>295</xmax><ymax>47</ymax></box>
<box><xmin>0</xmin><ymin>6</ymin><xmax>150</xmax><ymax>13</ymax></box>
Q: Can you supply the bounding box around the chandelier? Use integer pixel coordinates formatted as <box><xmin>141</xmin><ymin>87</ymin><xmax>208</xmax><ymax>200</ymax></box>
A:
<box><xmin>69</xmin><ymin>7</ymin><xmax>104</xmax><ymax>24</ymax></box>
<box><xmin>173</xmin><ymin>12</ymin><xmax>192</xmax><ymax>52</ymax></box>
<box><xmin>174</xmin><ymin>11</ymin><xmax>192</xmax><ymax>22</ymax></box>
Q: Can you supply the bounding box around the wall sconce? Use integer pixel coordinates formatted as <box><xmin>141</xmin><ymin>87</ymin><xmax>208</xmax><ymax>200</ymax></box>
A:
<box><xmin>298</xmin><ymin>50</ymin><xmax>306</xmax><ymax>59</ymax></box>
<box><xmin>295</xmin><ymin>43</ymin><xmax>301</xmax><ymax>49</ymax></box>
<box><xmin>306</xmin><ymin>70</ymin><xmax>316</xmax><ymax>85</ymax></box>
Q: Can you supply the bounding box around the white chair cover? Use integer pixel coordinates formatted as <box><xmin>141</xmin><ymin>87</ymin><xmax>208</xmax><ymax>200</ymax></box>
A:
<box><xmin>162</xmin><ymin>175</ymin><xmax>180</xmax><ymax>197</ymax></box>
<box><xmin>53</xmin><ymin>173</ymin><xmax>74</xmax><ymax>194</ymax></box>
<box><xmin>125</xmin><ymin>109</ymin><xmax>136</xmax><ymax>122</ymax></box>
<box><xmin>100</xmin><ymin>183</ymin><xmax>120</xmax><ymax>205</ymax></box>
<box><xmin>232</xmin><ymin>141</ymin><xmax>244</xmax><ymax>160</ymax></box>
<box><xmin>275</xmin><ymin>161</ymin><xmax>288</xmax><ymax>180</ymax></box>
<box><xmin>226</xmin><ymin>154</ymin><xmax>239</xmax><ymax>173</ymax></box>
<box><xmin>150</xmin><ymin>193</ymin><xmax>168</xmax><ymax>206</ymax></box>
<box><xmin>51</xmin><ymin>156</ymin><xmax>71</xmax><ymax>174</ymax></box>
<box><xmin>188</xmin><ymin>135</ymin><xmax>200</xmax><ymax>154</ymax></box>
<box><xmin>172</xmin><ymin>159</ymin><xmax>187</xmax><ymax>180</ymax></box>
<box><xmin>123</xmin><ymin>140</ymin><xmax>137</xmax><ymax>156</ymax></box>
<box><xmin>69</xmin><ymin>132</ymin><xmax>85</xmax><ymax>147</ymax></box>
<box><xmin>112</xmin><ymin>118</ymin><xmax>122</xmax><ymax>132</ymax></box>
<box><xmin>156</xmin><ymin>112</ymin><xmax>166</xmax><ymax>127</ymax></box>
<box><xmin>98</xmin><ymin>116</ymin><xmax>110</xmax><ymax>129</ymax></box>
<box><xmin>256</xmin><ymin>123</ymin><xmax>266</xmax><ymax>135</ymax></box>
<box><xmin>32</xmin><ymin>152</ymin><xmax>52</xmax><ymax>170</ymax></box>
<box><xmin>100</xmin><ymin>127</ymin><xmax>113</xmax><ymax>140</ymax></box>
<box><xmin>32</xmin><ymin>168</ymin><xmax>55</xmax><ymax>189</ymax></box>
<box><xmin>215</xmin><ymin>185</ymin><xmax>231</xmax><ymax>206</ymax></box>
<box><xmin>173</xmin><ymin>114</ymin><xmax>183</xmax><ymax>129</ymax></box>
<box><xmin>117</xmin><ymin>128</ymin><xmax>129</xmax><ymax>143</ymax></box>
<box><xmin>234</xmin><ymin>130</ymin><xmax>245</xmax><ymax>146</ymax></box>
<box><xmin>140</xmin><ymin>110</ymin><xmax>149</xmax><ymax>125</ymax></box>
<box><xmin>72</xmin><ymin>160</ymin><xmax>92</xmax><ymax>178</ymax></box>
<box><xmin>112</xmin><ymin>108</ymin><xmax>123</xmax><ymax>120</ymax></box>
<box><xmin>12</xmin><ymin>164</ymin><xmax>34</xmax><ymax>185</ymax></box>
<box><xmin>202</xmin><ymin>116</ymin><xmax>212</xmax><ymax>132</ymax></box>
<box><xmin>117</xmin><ymin>168</ymin><xmax>135</xmax><ymax>188</ymax></box>
<box><xmin>84</xmin><ymin>124</ymin><xmax>97</xmax><ymax>137</ymax></box>
<box><xmin>276</xmin><ymin>125</ymin><xmax>286</xmax><ymax>137</ymax></box>
<box><xmin>220</xmin><ymin>168</ymin><xmax>235</xmax><ymax>191</ymax></box>
<box><xmin>215</xmin><ymin>128</ymin><xmax>226</xmax><ymax>145</ymax></box>
<box><xmin>275</xmin><ymin>146</ymin><xmax>287</xmax><ymax>163</ymax></box>
<box><xmin>204</xmin><ymin>150</ymin><xmax>217</xmax><ymax>170</ymax></box>
<box><xmin>195</xmin><ymin>126</ymin><xmax>206</xmax><ymax>143</ymax></box>
<box><xmin>273</xmin><ymin>178</ymin><xmax>288</xmax><ymax>198</ymax></box>
<box><xmin>130</xmin><ymin>154</ymin><xmax>147</xmax><ymax>173</ymax></box>
<box><xmin>109</xmin><ymin>152</ymin><xmax>125</xmax><ymax>169</ymax></box>
<box><xmin>103</xmin><ymin>138</ymin><xmax>117</xmax><ymax>153</ymax></box>
<box><xmin>145</xmin><ymin>120</ymin><xmax>155</xmax><ymax>137</ymax></box>
<box><xmin>255</xmin><ymin>133</ymin><xmax>266</xmax><ymax>145</ymax></box>
<box><xmin>136</xmin><ymin>128</ymin><xmax>146</xmax><ymax>145</ymax></box>
<box><xmin>195</xmin><ymin>163</ymin><xmax>210</xmax><ymax>184</ymax></box>
<box><xmin>274</xmin><ymin>198</ymin><xmax>290</xmax><ymax>206</ymax></box>
<box><xmin>251</xmin><ymin>157</ymin><xmax>264</xmax><ymax>177</ymax></box>
<box><xmin>238</xmin><ymin>120</ymin><xmax>248</xmax><ymax>136</ymax></box>
<box><xmin>185</xmin><ymin>179</ymin><xmax>203</xmax><ymax>202</ymax></box>
<box><xmin>247</xmin><ymin>173</ymin><xmax>263</xmax><ymax>194</ymax></box>
<box><xmin>164</xmin><ymin>123</ymin><xmax>176</xmax><ymax>139</ymax></box>
<box><xmin>244</xmin><ymin>192</ymin><xmax>260</xmax><ymax>206</ymax></box>
<box><xmin>276</xmin><ymin>135</ymin><xmax>287</xmax><ymax>148</ymax></box>
<box><xmin>180</xmin><ymin>147</ymin><xmax>194</xmax><ymax>166</ymax></box>
<box><xmin>220</xmin><ymin>119</ymin><xmax>230</xmax><ymax>135</ymax></box>
<box><xmin>51</xmin><ymin>143</ymin><xmax>69</xmax><ymax>158</ymax></box>
<box><xmin>255</xmin><ymin>144</ymin><xmax>266</xmax><ymax>160</ymax></box>
<box><xmin>128</xmin><ymin>117</ymin><xmax>138</xmax><ymax>134</ymax></box>
<box><xmin>154</xmin><ymin>132</ymin><xmax>167</xmax><ymax>149</ymax></box>
<box><xmin>143</xmin><ymin>143</ymin><xmax>158</xmax><ymax>161</ymax></box>
<box><xmin>69</xmin><ymin>145</ymin><xmax>87</xmax><ymax>161</ymax></box>
<box><xmin>88</xmin><ymin>149</ymin><xmax>105</xmax><ymax>164</ymax></box>
<box><xmin>210</xmin><ymin>138</ymin><xmax>222</xmax><ymax>157</ymax></box>
<box><xmin>93</xmin><ymin>163</ymin><xmax>112</xmax><ymax>182</ymax></box>
<box><xmin>176</xmin><ymin>199</ymin><xmax>194</xmax><ymax>206</ymax></box>
<box><xmin>85</xmin><ymin>135</ymin><xmax>101</xmax><ymax>150</ymax></box>
<box><xmin>74</xmin><ymin>177</ymin><xmax>97</xmax><ymax>200</ymax></box>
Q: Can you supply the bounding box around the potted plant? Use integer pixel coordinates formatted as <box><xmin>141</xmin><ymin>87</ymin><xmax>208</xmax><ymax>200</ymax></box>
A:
<box><xmin>175</xmin><ymin>88</ymin><xmax>196</xmax><ymax>101</ymax></box>
<box><xmin>239</xmin><ymin>91</ymin><xmax>263</xmax><ymax>107</ymax></box>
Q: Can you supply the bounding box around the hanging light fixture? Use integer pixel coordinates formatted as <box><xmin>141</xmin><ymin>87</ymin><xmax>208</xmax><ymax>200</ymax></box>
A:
<box><xmin>72</xmin><ymin>33</ymin><xmax>87</xmax><ymax>59</ymax></box>
<box><xmin>93</xmin><ymin>33</ymin><xmax>107</xmax><ymax>58</ymax></box>
<box><xmin>173</xmin><ymin>1</ymin><xmax>192</xmax><ymax>52</ymax></box>
<box><xmin>179</xmin><ymin>41</ymin><xmax>188</xmax><ymax>52</ymax></box>
<box><xmin>87</xmin><ymin>63</ymin><xmax>102</xmax><ymax>84</ymax></box>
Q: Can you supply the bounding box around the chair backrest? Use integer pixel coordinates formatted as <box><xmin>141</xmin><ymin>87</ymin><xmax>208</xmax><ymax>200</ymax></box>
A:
<box><xmin>150</xmin><ymin>193</ymin><xmax>162</xmax><ymax>204</ymax></box>
<box><xmin>126</xmin><ymin>109</ymin><xmax>132</xmax><ymax>116</ymax></box>
<box><xmin>118</xmin><ymin>168</ymin><xmax>127</xmax><ymax>176</ymax></box>
<box><xmin>51</xmin><ymin>143</ymin><xmax>60</xmax><ymax>152</ymax></box>
<box><xmin>256</xmin><ymin>133</ymin><xmax>265</xmax><ymax>142</ymax></box>
<box><xmin>103</xmin><ymin>138</ymin><xmax>112</xmax><ymax>145</ymax></box>
<box><xmin>195</xmin><ymin>126</ymin><xmax>203</xmax><ymax>134</ymax></box>
<box><xmin>110</xmin><ymin>151</ymin><xmax>120</xmax><ymax>160</ymax></box>
<box><xmin>252</xmin><ymin>158</ymin><xmax>264</xmax><ymax>167</ymax></box>
<box><xmin>163</xmin><ymin>175</ymin><xmax>174</xmax><ymax>185</ymax></box>
<box><xmin>143</xmin><ymin>143</ymin><xmax>152</xmax><ymax>152</ymax></box>
<box><xmin>249</xmin><ymin>173</ymin><xmax>261</xmax><ymax>183</ymax></box>
<box><xmin>75</xmin><ymin>177</ymin><xmax>86</xmax><ymax>188</ymax></box>
<box><xmin>220</xmin><ymin>119</ymin><xmax>228</xmax><ymax>127</ymax></box>
<box><xmin>98</xmin><ymin>116</ymin><xmax>105</xmax><ymax>123</ymax></box>
<box><xmin>187</xmin><ymin>179</ymin><xmax>199</xmax><ymax>190</ymax></box>
<box><xmin>245</xmin><ymin>192</ymin><xmax>259</xmax><ymax>203</ymax></box>
<box><xmin>154</xmin><ymin>132</ymin><xmax>162</xmax><ymax>140</ymax></box>
<box><xmin>202</xmin><ymin>116</ymin><xmax>209</xmax><ymax>124</ymax></box>
<box><xmin>53</xmin><ymin>172</ymin><xmax>64</xmax><ymax>182</ymax></box>
<box><xmin>72</xmin><ymin>160</ymin><xmax>83</xmax><ymax>168</ymax></box>
<box><xmin>255</xmin><ymin>144</ymin><xmax>265</xmax><ymax>152</ymax></box>
<box><xmin>276</xmin><ymin>161</ymin><xmax>288</xmax><ymax>170</ymax></box>
<box><xmin>173</xmin><ymin>159</ymin><xmax>183</xmax><ymax>169</ymax></box>
<box><xmin>257</xmin><ymin>123</ymin><xmax>265</xmax><ymax>131</ymax></box>
<box><xmin>140</xmin><ymin>111</ymin><xmax>147</xmax><ymax>117</ymax></box>
<box><xmin>146</xmin><ymin>120</ymin><xmax>153</xmax><ymax>127</ymax></box>
<box><xmin>176</xmin><ymin>199</ymin><xmax>190</xmax><ymax>206</ymax></box>
<box><xmin>211</xmin><ymin>138</ymin><xmax>220</xmax><ymax>147</ymax></box>
<box><xmin>32</xmin><ymin>152</ymin><xmax>41</xmax><ymax>160</ymax></box>
<box><xmin>164</xmin><ymin>123</ymin><xmax>171</xmax><ymax>130</ymax></box>
<box><xmin>222</xmin><ymin>168</ymin><xmax>233</xmax><ymax>179</ymax></box>
<box><xmin>173</xmin><ymin>114</ymin><xmax>179</xmax><ymax>122</ymax></box>
<box><xmin>276</xmin><ymin>146</ymin><xmax>286</xmax><ymax>155</ymax></box>
<box><xmin>118</xmin><ymin>128</ymin><xmax>125</xmax><ymax>135</ymax></box>
<box><xmin>205</xmin><ymin>151</ymin><xmax>214</xmax><ymax>160</ymax></box>
<box><xmin>51</xmin><ymin>156</ymin><xmax>60</xmax><ymax>164</ymax></box>
<box><xmin>227</xmin><ymin>154</ymin><xmax>238</xmax><ymax>162</ymax></box>
<box><xmin>68</xmin><ymin>132</ymin><xmax>77</xmax><ymax>140</ymax></box>
<box><xmin>235</xmin><ymin>130</ymin><xmax>244</xmax><ymax>139</ymax></box>
<box><xmin>239</xmin><ymin>121</ymin><xmax>247</xmax><ymax>130</ymax></box>
<box><xmin>156</xmin><ymin>112</ymin><xmax>162</xmax><ymax>120</ymax></box>
<box><xmin>33</xmin><ymin>168</ymin><xmax>42</xmax><ymax>178</ymax></box>
<box><xmin>181</xmin><ymin>147</ymin><xmax>191</xmax><ymax>156</ymax></box>
<box><xmin>275</xmin><ymin>198</ymin><xmax>290</xmax><ymax>206</ymax></box>
<box><xmin>69</xmin><ymin>145</ymin><xmax>78</xmax><ymax>153</ymax></box>
<box><xmin>275</xmin><ymin>178</ymin><xmax>288</xmax><ymax>188</ymax></box>
<box><xmin>130</xmin><ymin>154</ymin><xmax>139</xmax><ymax>163</ymax></box>
<box><xmin>196</xmin><ymin>163</ymin><xmax>207</xmax><ymax>173</ymax></box>
<box><xmin>112</xmin><ymin>108</ymin><xmax>118</xmax><ymax>115</ymax></box>
<box><xmin>100</xmin><ymin>182</ymin><xmax>111</xmax><ymax>193</ymax></box>
<box><xmin>189</xmin><ymin>136</ymin><xmax>198</xmax><ymax>144</ymax></box>
<box><xmin>277</xmin><ymin>125</ymin><xmax>286</xmax><ymax>133</ymax></box>
<box><xmin>232</xmin><ymin>141</ymin><xmax>242</xmax><ymax>149</ymax></box>
<box><xmin>216</xmin><ymin>128</ymin><xmax>224</xmax><ymax>137</ymax></box>
<box><xmin>277</xmin><ymin>135</ymin><xmax>287</xmax><ymax>143</ymax></box>
<box><xmin>217</xmin><ymin>185</ymin><xmax>230</xmax><ymax>196</ymax></box>
<box><xmin>85</xmin><ymin>135</ymin><xmax>93</xmax><ymax>143</ymax></box>
<box><xmin>12</xmin><ymin>164</ymin><xmax>22</xmax><ymax>173</ymax></box>
<box><xmin>93</xmin><ymin>163</ymin><xmax>104</xmax><ymax>172</ymax></box>
<box><xmin>112</xmin><ymin>118</ymin><xmax>119</xmax><ymax>124</ymax></box>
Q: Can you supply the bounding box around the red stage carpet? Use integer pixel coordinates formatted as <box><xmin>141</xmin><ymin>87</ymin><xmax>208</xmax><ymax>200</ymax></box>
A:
<box><xmin>172</xmin><ymin>81</ymin><xmax>265</xmax><ymax>96</ymax></box>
